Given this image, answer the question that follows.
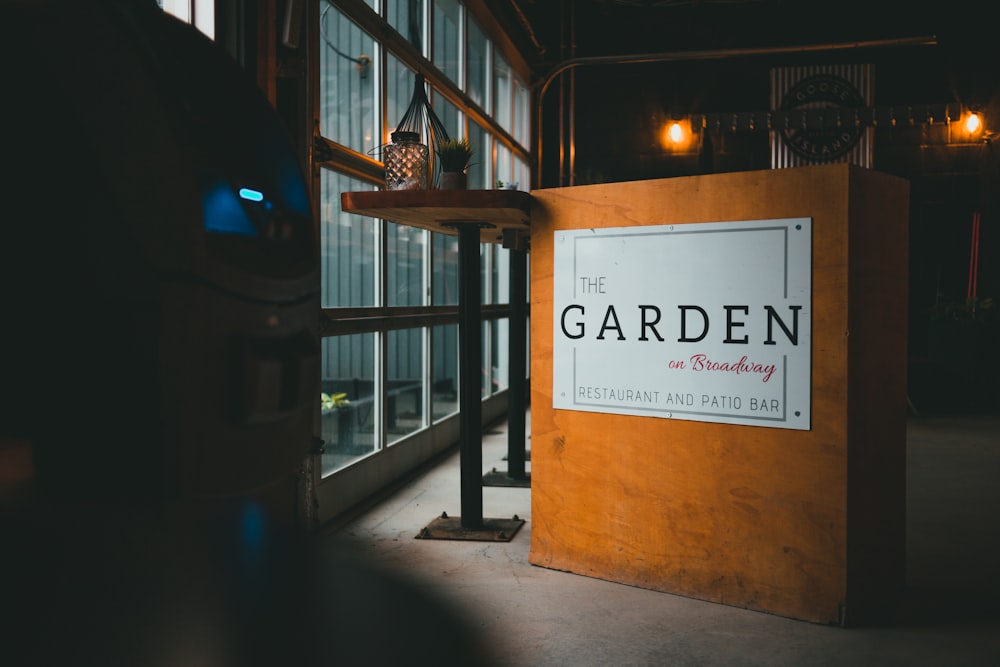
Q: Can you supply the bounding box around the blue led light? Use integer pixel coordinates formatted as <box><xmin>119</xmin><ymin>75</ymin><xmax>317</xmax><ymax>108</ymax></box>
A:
<box><xmin>203</xmin><ymin>181</ymin><xmax>258</xmax><ymax>236</ymax></box>
<box><xmin>239</xmin><ymin>187</ymin><xmax>264</xmax><ymax>202</ymax></box>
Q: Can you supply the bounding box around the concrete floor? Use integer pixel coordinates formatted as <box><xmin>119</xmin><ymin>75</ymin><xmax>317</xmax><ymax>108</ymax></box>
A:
<box><xmin>320</xmin><ymin>410</ymin><xmax>1000</xmax><ymax>667</ymax></box>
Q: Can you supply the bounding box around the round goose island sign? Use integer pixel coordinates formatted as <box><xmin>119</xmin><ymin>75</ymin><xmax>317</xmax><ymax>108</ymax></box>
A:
<box><xmin>780</xmin><ymin>74</ymin><xmax>865</xmax><ymax>162</ymax></box>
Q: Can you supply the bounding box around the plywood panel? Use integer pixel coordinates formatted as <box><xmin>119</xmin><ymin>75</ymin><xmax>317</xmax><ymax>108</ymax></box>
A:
<box><xmin>528</xmin><ymin>164</ymin><xmax>908</xmax><ymax>625</ymax></box>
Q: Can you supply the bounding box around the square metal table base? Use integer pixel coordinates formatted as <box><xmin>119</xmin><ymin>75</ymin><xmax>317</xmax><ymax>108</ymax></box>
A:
<box><xmin>416</xmin><ymin>513</ymin><xmax>525</xmax><ymax>542</ymax></box>
<box><xmin>482</xmin><ymin>468</ymin><xmax>531</xmax><ymax>488</ymax></box>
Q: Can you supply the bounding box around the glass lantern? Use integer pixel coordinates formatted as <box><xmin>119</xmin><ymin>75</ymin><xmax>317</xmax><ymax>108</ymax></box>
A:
<box><xmin>380</xmin><ymin>73</ymin><xmax>448</xmax><ymax>191</ymax></box>
<box><xmin>383</xmin><ymin>131</ymin><xmax>429</xmax><ymax>191</ymax></box>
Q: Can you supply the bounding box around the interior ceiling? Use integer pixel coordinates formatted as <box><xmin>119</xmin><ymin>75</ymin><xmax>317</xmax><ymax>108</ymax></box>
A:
<box><xmin>498</xmin><ymin>0</ymin><xmax>999</xmax><ymax>148</ymax></box>
<box><xmin>489</xmin><ymin>0</ymin><xmax>999</xmax><ymax>189</ymax></box>
<box><xmin>497</xmin><ymin>0</ymin><xmax>998</xmax><ymax>111</ymax></box>
<box><xmin>507</xmin><ymin>0</ymin><xmax>994</xmax><ymax>66</ymax></box>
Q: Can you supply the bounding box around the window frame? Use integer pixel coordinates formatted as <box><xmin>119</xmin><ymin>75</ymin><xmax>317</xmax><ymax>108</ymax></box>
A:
<box><xmin>311</xmin><ymin>0</ymin><xmax>530</xmax><ymax>479</ymax></box>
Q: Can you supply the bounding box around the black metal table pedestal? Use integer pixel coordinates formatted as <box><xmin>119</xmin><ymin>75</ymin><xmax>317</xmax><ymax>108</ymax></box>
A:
<box><xmin>416</xmin><ymin>222</ymin><xmax>523</xmax><ymax>541</ymax></box>
<box><xmin>482</xmin><ymin>243</ymin><xmax>530</xmax><ymax>488</ymax></box>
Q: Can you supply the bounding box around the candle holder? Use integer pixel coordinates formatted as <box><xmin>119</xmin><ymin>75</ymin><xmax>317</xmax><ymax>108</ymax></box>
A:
<box><xmin>380</xmin><ymin>73</ymin><xmax>449</xmax><ymax>191</ymax></box>
<box><xmin>384</xmin><ymin>131</ymin><xmax>429</xmax><ymax>190</ymax></box>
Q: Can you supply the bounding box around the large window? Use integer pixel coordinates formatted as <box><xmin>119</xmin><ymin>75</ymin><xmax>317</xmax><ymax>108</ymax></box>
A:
<box><xmin>386</xmin><ymin>54</ymin><xmax>415</xmax><ymax>142</ymax></box>
<box><xmin>320</xmin><ymin>171</ymin><xmax>375</xmax><ymax>308</ymax></box>
<box><xmin>466</xmin><ymin>17</ymin><xmax>488</xmax><ymax>108</ymax></box>
<box><xmin>159</xmin><ymin>0</ymin><xmax>214</xmax><ymax>37</ymax></box>
<box><xmin>493</xmin><ymin>51</ymin><xmax>512</xmax><ymax>135</ymax></box>
<box><xmin>432</xmin><ymin>324</ymin><xmax>460</xmax><ymax>421</ymax></box>
<box><xmin>432</xmin><ymin>0</ymin><xmax>461</xmax><ymax>84</ymax></box>
<box><xmin>387</xmin><ymin>328</ymin><xmax>427</xmax><ymax>445</ymax></box>
<box><xmin>315</xmin><ymin>0</ymin><xmax>530</xmax><ymax>480</ymax></box>
<box><xmin>320</xmin><ymin>332</ymin><xmax>376</xmax><ymax>474</ymax></box>
<box><xmin>468</xmin><ymin>120</ymin><xmax>489</xmax><ymax>189</ymax></box>
<box><xmin>387</xmin><ymin>221</ymin><xmax>424</xmax><ymax>306</ymax></box>
<box><xmin>319</xmin><ymin>3</ymin><xmax>377</xmax><ymax>155</ymax></box>
<box><xmin>387</xmin><ymin>0</ymin><xmax>423</xmax><ymax>47</ymax></box>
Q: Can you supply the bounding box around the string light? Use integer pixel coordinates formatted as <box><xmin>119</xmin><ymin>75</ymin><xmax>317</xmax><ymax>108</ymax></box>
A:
<box><xmin>662</xmin><ymin>119</ymin><xmax>693</xmax><ymax>150</ymax></box>
<box><xmin>965</xmin><ymin>111</ymin><xmax>982</xmax><ymax>134</ymax></box>
<box><xmin>668</xmin><ymin>122</ymin><xmax>684</xmax><ymax>143</ymax></box>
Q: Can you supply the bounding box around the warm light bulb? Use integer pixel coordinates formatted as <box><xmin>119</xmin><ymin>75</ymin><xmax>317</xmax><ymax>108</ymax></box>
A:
<box><xmin>965</xmin><ymin>112</ymin><xmax>982</xmax><ymax>134</ymax></box>
<box><xmin>668</xmin><ymin>122</ymin><xmax>684</xmax><ymax>143</ymax></box>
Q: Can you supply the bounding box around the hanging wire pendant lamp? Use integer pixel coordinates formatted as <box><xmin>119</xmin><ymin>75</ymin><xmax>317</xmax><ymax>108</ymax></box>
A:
<box><xmin>383</xmin><ymin>73</ymin><xmax>450</xmax><ymax>190</ymax></box>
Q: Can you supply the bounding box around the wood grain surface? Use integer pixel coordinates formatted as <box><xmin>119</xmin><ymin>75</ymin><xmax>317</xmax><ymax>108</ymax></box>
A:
<box><xmin>528</xmin><ymin>164</ymin><xmax>908</xmax><ymax>625</ymax></box>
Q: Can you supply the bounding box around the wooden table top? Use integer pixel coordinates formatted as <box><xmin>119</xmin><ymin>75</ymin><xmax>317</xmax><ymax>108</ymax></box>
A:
<box><xmin>341</xmin><ymin>189</ymin><xmax>532</xmax><ymax>245</ymax></box>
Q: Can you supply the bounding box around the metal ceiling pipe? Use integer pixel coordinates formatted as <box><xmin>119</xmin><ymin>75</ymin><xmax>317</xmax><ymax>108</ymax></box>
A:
<box><xmin>534</xmin><ymin>35</ymin><xmax>939</xmax><ymax>188</ymax></box>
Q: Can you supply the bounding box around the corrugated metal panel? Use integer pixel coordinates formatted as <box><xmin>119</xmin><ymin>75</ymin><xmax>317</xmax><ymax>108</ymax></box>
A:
<box><xmin>770</xmin><ymin>64</ymin><xmax>873</xmax><ymax>169</ymax></box>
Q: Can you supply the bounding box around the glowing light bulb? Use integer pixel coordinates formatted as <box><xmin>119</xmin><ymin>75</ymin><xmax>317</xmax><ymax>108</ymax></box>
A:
<box><xmin>965</xmin><ymin>112</ymin><xmax>981</xmax><ymax>134</ymax></box>
<box><xmin>668</xmin><ymin>122</ymin><xmax>684</xmax><ymax>143</ymax></box>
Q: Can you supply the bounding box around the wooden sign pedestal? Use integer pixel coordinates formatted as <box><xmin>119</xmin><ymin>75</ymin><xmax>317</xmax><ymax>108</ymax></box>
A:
<box><xmin>528</xmin><ymin>164</ymin><xmax>908</xmax><ymax>625</ymax></box>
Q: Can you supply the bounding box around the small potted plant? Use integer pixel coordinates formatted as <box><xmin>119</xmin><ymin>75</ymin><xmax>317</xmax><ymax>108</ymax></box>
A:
<box><xmin>435</xmin><ymin>137</ymin><xmax>474</xmax><ymax>189</ymax></box>
<box><xmin>321</xmin><ymin>392</ymin><xmax>355</xmax><ymax>451</ymax></box>
<box><xmin>321</xmin><ymin>392</ymin><xmax>350</xmax><ymax>410</ymax></box>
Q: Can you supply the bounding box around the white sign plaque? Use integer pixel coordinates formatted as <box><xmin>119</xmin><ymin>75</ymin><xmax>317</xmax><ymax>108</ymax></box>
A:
<box><xmin>553</xmin><ymin>218</ymin><xmax>812</xmax><ymax>430</ymax></box>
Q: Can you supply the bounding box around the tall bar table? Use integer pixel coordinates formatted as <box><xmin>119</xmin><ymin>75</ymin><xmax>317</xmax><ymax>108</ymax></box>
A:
<box><xmin>482</xmin><ymin>228</ymin><xmax>531</xmax><ymax>488</ymax></box>
<box><xmin>341</xmin><ymin>189</ymin><xmax>531</xmax><ymax>540</ymax></box>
